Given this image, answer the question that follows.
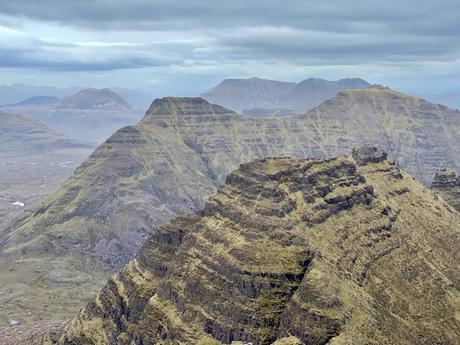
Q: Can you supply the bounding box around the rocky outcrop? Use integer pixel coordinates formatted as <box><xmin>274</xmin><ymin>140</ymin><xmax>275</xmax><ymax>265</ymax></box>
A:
<box><xmin>42</xmin><ymin>148</ymin><xmax>460</xmax><ymax>345</ymax></box>
<box><xmin>431</xmin><ymin>168</ymin><xmax>460</xmax><ymax>211</ymax></box>
<box><xmin>2</xmin><ymin>88</ymin><xmax>460</xmax><ymax>325</ymax></box>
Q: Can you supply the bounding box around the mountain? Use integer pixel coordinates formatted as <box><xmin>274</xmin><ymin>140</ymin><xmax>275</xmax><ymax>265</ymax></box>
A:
<box><xmin>277</xmin><ymin>77</ymin><xmax>371</xmax><ymax>110</ymax></box>
<box><xmin>3</xmin><ymin>88</ymin><xmax>143</xmax><ymax>143</ymax></box>
<box><xmin>431</xmin><ymin>168</ymin><xmax>460</xmax><ymax>211</ymax></box>
<box><xmin>38</xmin><ymin>146</ymin><xmax>460</xmax><ymax>345</ymax></box>
<box><xmin>0</xmin><ymin>84</ymin><xmax>81</xmax><ymax>105</ymax></box>
<box><xmin>0</xmin><ymin>96</ymin><xmax>59</xmax><ymax>108</ymax></box>
<box><xmin>1</xmin><ymin>88</ymin><xmax>460</xmax><ymax>326</ymax></box>
<box><xmin>55</xmin><ymin>88</ymin><xmax>133</xmax><ymax>111</ymax></box>
<box><xmin>0</xmin><ymin>111</ymin><xmax>82</xmax><ymax>154</ymax></box>
<box><xmin>0</xmin><ymin>84</ymin><xmax>154</xmax><ymax>110</ymax></box>
<box><xmin>424</xmin><ymin>92</ymin><xmax>460</xmax><ymax>110</ymax></box>
<box><xmin>0</xmin><ymin>111</ymin><xmax>92</xmax><ymax>227</ymax></box>
<box><xmin>201</xmin><ymin>77</ymin><xmax>370</xmax><ymax>114</ymax></box>
<box><xmin>201</xmin><ymin>77</ymin><xmax>296</xmax><ymax>112</ymax></box>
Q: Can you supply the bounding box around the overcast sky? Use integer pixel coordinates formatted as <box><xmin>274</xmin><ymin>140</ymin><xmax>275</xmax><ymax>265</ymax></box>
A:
<box><xmin>0</xmin><ymin>0</ymin><xmax>459</xmax><ymax>96</ymax></box>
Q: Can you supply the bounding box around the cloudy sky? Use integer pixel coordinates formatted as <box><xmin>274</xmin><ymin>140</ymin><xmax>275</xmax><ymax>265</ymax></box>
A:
<box><xmin>0</xmin><ymin>0</ymin><xmax>459</xmax><ymax>96</ymax></box>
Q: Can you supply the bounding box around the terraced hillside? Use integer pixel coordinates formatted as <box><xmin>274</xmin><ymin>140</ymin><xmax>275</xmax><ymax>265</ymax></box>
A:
<box><xmin>1</xmin><ymin>87</ymin><xmax>460</xmax><ymax>326</ymax></box>
<box><xmin>41</xmin><ymin>147</ymin><xmax>460</xmax><ymax>345</ymax></box>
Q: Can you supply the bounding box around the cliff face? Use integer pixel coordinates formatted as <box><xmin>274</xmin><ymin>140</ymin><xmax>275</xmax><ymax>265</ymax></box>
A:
<box><xmin>2</xmin><ymin>88</ymin><xmax>460</xmax><ymax>325</ymax></box>
<box><xmin>43</xmin><ymin>147</ymin><xmax>460</xmax><ymax>345</ymax></box>
<box><xmin>431</xmin><ymin>168</ymin><xmax>460</xmax><ymax>211</ymax></box>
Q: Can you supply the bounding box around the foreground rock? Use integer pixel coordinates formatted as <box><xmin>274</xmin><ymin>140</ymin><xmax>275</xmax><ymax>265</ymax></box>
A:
<box><xmin>41</xmin><ymin>147</ymin><xmax>459</xmax><ymax>344</ymax></box>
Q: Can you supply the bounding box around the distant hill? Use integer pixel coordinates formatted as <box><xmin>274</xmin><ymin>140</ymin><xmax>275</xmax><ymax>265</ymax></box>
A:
<box><xmin>201</xmin><ymin>77</ymin><xmax>296</xmax><ymax>112</ymax></box>
<box><xmin>0</xmin><ymin>96</ymin><xmax>59</xmax><ymax>108</ymax></box>
<box><xmin>201</xmin><ymin>77</ymin><xmax>370</xmax><ymax>114</ymax></box>
<box><xmin>0</xmin><ymin>84</ymin><xmax>81</xmax><ymax>105</ymax></box>
<box><xmin>0</xmin><ymin>111</ymin><xmax>92</xmax><ymax>224</ymax></box>
<box><xmin>0</xmin><ymin>83</ymin><xmax>153</xmax><ymax>110</ymax></box>
<box><xmin>0</xmin><ymin>111</ymin><xmax>86</xmax><ymax>154</ymax></box>
<box><xmin>3</xmin><ymin>88</ymin><xmax>143</xmax><ymax>143</ymax></box>
<box><xmin>56</xmin><ymin>88</ymin><xmax>133</xmax><ymax>111</ymax></box>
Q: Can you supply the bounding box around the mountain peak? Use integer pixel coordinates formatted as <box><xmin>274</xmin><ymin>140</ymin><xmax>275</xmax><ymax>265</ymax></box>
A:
<box><xmin>42</xmin><ymin>147</ymin><xmax>460</xmax><ymax>345</ymax></box>
<box><xmin>56</xmin><ymin>88</ymin><xmax>132</xmax><ymax>110</ymax></box>
<box><xmin>145</xmin><ymin>97</ymin><xmax>235</xmax><ymax>116</ymax></box>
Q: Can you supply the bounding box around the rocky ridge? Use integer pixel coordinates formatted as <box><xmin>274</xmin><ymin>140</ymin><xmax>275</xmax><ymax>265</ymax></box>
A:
<box><xmin>41</xmin><ymin>146</ymin><xmax>460</xmax><ymax>345</ymax></box>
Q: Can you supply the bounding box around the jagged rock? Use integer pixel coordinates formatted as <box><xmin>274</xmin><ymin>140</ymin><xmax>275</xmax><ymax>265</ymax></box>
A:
<box><xmin>40</xmin><ymin>149</ymin><xmax>460</xmax><ymax>345</ymax></box>
<box><xmin>431</xmin><ymin>168</ymin><xmax>460</xmax><ymax>211</ymax></box>
<box><xmin>352</xmin><ymin>145</ymin><xmax>388</xmax><ymax>165</ymax></box>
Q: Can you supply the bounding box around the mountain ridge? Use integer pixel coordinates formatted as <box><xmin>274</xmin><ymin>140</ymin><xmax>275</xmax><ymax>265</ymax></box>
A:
<box><xmin>201</xmin><ymin>77</ymin><xmax>371</xmax><ymax>113</ymax></box>
<box><xmin>39</xmin><ymin>146</ymin><xmax>460</xmax><ymax>345</ymax></box>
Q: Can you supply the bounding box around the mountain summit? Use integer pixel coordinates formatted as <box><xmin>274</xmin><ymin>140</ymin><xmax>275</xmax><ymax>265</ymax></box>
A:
<box><xmin>145</xmin><ymin>97</ymin><xmax>235</xmax><ymax>116</ymax></box>
<box><xmin>56</xmin><ymin>88</ymin><xmax>133</xmax><ymax>111</ymax></box>
<box><xmin>41</xmin><ymin>146</ymin><xmax>460</xmax><ymax>345</ymax></box>
<box><xmin>201</xmin><ymin>77</ymin><xmax>370</xmax><ymax>113</ymax></box>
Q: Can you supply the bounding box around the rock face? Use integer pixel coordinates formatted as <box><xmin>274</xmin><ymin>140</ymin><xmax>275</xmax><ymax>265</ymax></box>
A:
<box><xmin>431</xmin><ymin>168</ymin><xmax>460</xmax><ymax>211</ymax></box>
<box><xmin>2</xmin><ymin>88</ymin><xmax>460</xmax><ymax>324</ymax></box>
<box><xmin>201</xmin><ymin>77</ymin><xmax>370</xmax><ymax>113</ymax></box>
<box><xmin>42</xmin><ymin>148</ymin><xmax>460</xmax><ymax>345</ymax></box>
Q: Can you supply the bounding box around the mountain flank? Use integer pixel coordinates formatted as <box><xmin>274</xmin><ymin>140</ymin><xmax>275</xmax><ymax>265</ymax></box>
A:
<box><xmin>41</xmin><ymin>146</ymin><xmax>460</xmax><ymax>345</ymax></box>
<box><xmin>1</xmin><ymin>88</ymin><xmax>460</xmax><ymax>325</ymax></box>
<box><xmin>0</xmin><ymin>111</ymin><xmax>92</xmax><ymax>233</ymax></box>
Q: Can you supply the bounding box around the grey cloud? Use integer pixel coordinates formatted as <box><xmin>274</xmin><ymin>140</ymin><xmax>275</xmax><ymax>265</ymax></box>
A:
<box><xmin>0</xmin><ymin>0</ymin><xmax>458</xmax><ymax>95</ymax></box>
<box><xmin>0</xmin><ymin>0</ymin><xmax>458</xmax><ymax>36</ymax></box>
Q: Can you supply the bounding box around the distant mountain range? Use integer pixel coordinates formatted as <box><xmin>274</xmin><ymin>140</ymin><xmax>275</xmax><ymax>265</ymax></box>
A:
<box><xmin>3</xmin><ymin>88</ymin><xmax>143</xmax><ymax>143</ymax></box>
<box><xmin>0</xmin><ymin>96</ymin><xmax>59</xmax><ymax>108</ymax></box>
<box><xmin>0</xmin><ymin>83</ymin><xmax>154</xmax><ymax>110</ymax></box>
<box><xmin>201</xmin><ymin>77</ymin><xmax>371</xmax><ymax>114</ymax></box>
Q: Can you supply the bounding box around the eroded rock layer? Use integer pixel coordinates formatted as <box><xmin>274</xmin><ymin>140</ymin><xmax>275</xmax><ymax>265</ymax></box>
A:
<box><xmin>43</xmin><ymin>147</ymin><xmax>460</xmax><ymax>345</ymax></box>
<box><xmin>431</xmin><ymin>168</ymin><xmax>460</xmax><ymax>211</ymax></box>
